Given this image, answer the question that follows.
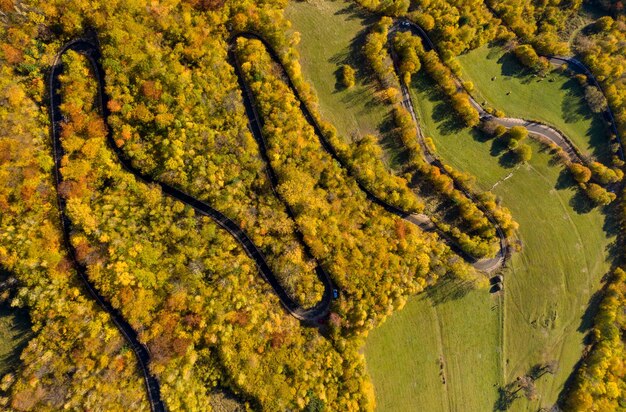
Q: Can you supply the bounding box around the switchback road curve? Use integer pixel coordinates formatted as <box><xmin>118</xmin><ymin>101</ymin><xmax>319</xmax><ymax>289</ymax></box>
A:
<box><xmin>229</xmin><ymin>33</ymin><xmax>508</xmax><ymax>272</ymax></box>
<box><xmin>45</xmin><ymin>16</ymin><xmax>621</xmax><ymax>412</ymax></box>
<box><xmin>49</xmin><ymin>40</ymin><xmax>166</xmax><ymax>412</ymax></box>
<box><xmin>47</xmin><ymin>21</ymin><xmax>607</xmax><ymax>411</ymax></box>
<box><xmin>49</xmin><ymin>38</ymin><xmax>333</xmax><ymax>412</ymax></box>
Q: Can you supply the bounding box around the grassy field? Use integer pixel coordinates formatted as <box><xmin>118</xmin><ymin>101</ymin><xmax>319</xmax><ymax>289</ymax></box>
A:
<box><xmin>372</xmin><ymin>70</ymin><xmax>613</xmax><ymax>411</ymax></box>
<box><xmin>285</xmin><ymin>0</ymin><xmax>407</xmax><ymax>169</ymax></box>
<box><xmin>457</xmin><ymin>45</ymin><xmax>610</xmax><ymax>163</ymax></box>
<box><xmin>366</xmin><ymin>288</ymin><xmax>502</xmax><ymax>411</ymax></box>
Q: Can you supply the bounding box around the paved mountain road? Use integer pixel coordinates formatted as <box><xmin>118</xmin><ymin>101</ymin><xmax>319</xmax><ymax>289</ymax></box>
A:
<box><xmin>45</xmin><ymin>18</ymin><xmax>618</xmax><ymax>411</ymax></box>
<box><xmin>394</xmin><ymin>20</ymin><xmax>623</xmax><ymax>164</ymax></box>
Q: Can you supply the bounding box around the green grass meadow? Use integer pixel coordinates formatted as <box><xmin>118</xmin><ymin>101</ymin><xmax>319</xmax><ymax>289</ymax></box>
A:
<box><xmin>366</xmin><ymin>288</ymin><xmax>502</xmax><ymax>411</ymax></box>
<box><xmin>286</xmin><ymin>3</ymin><xmax>614</xmax><ymax>411</ymax></box>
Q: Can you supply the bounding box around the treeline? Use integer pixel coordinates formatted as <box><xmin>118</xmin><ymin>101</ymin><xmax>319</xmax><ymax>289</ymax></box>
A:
<box><xmin>419</xmin><ymin>50</ymin><xmax>480</xmax><ymax>128</ymax></box>
<box><xmin>561</xmin><ymin>14</ymin><xmax>626</xmax><ymax>407</ymax></box>
<box><xmin>574</xmin><ymin>14</ymin><xmax>626</xmax><ymax>167</ymax></box>
<box><xmin>235</xmin><ymin>36</ymin><xmax>470</xmax><ymax>330</ymax></box>
<box><xmin>363</xmin><ymin>17</ymin><xmax>518</xmax><ymax>258</ymax></box>
<box><xmin>355</xmin><ymin>0</ymin><xmax>499</xmax><ymax>57</ymax></box>
<box><xmin>393</xmin><ymin>32</ymin><xmax>421</xmax><ymax>85</ymax></box>
<box><xmin>564</xmin><ymin>268</ymin><xmax>626</xmax><ymax>410</ymax></box>
<box><xmin>485</xmin><ymin>0</ymin><xmax>580</xmax><ymax>55</ymax></box>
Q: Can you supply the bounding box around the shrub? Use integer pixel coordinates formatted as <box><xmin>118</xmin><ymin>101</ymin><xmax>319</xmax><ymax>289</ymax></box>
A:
<box><xmin>508</xmin><ymin>125</ymin><xmax>528</xmax><ymax>142</ymax></box>
<box><xmin>513</xmin><ymin>44</ymin><xmax>548</xmax><ymax>72</ymax></box>
<box><xmin>569</xmin><ymin>163</ymin><xmax>592</xmax><ymax>184</ymax></box>
<box><xmin>589</xmin><ymin>161</ymin><xmax>623</xmax><ymax>185</ymax></box>
<box><xmin>585</xmin><ymin>183</ymin><xmax>616</xmax><ymax>206</ymax></box>
<box><xmin>341</xmin><ymin>64</ymin><xmax>356</xmax><ymax>89</ymax></box>
<box><xmin>584</xmin><ymin>86</ymin><xmax>608</xmax><ymax>113</ymax></box>
<box><xmin>514</xmin><ymin>143</ymin><xmax>532</xmax><ymax>163</ymax></box>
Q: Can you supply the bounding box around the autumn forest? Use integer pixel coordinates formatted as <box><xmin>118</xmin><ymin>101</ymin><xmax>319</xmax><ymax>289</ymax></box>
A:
<box><xmin>1</xmin><ymin>0</ymin><xmax>626</xmax><ymax>411</ymax></box>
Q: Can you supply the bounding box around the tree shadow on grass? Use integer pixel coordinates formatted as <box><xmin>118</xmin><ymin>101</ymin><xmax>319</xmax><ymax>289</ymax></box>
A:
<box><xmin>490</xmin><ymin>136</ymin><xmax>508</xmax><ymax>158</ymax></box>
<box><xmin>553</xmin><ymin>268</ymin><xmax>615</xmax><ymax>408</ymax></box>
<box><xmin>586</xmin><ymin>115</ymin><xmax>612</xmax><ymax>163</ymax></box>
<box><xmin>560</xmin><ymin>81</ymin><xmax>612</xmax><ymax>163</ymax></box>
<box><xmin>426</xmin><ymin>274</ymin><xmax>475</xmax><ymax>306</ymax></box>
<box><xmin>408</xmin><ymin>74</ymin><xmax>468</xmax><ymax>137</ymax></box>
<box><xmin>602</xmin><ymin>200</ymin><xmax>621</xmax><ymax>239</ymax></box>
<box><xmin>470</xmin><ymin>128</ymin><xmax>493</xmax><ymax>144</ymax></box>
<box><xmin>323</xmin><ymin>2</ymin><xmax>399</xmax><ymax>146</ymax></box>
<box><xmin>431</xmin><ymin>101</ymin><xmax>467</xmax><ymax>136</ymax></box>
<box><xmin>498</xmin><ymin>51</ymin><xmax>554</xmax><ymax>90</ymax></box>
<box><xmin>600</xmin><ymin>199</ymin><xmax>621</xmax><ymax>262</ymax></box>
<box><xmin>329</xmin><ymin>4</ymin><xmax>376</xmax><ymax>82</ymax></box>
<box><xmin>498</xmin><ymin>151</ymin><xmax>520</xmax><ymax>169</ymax></box>
<box><xmin>378</xmin><ymin>111</ymin><xmax>410</xmax><ymax>169</ymax></box>
<box><xmin>560</xmin><ymin>78</ymin><xmax>591</xmax><ymax>124</ymax></box>
<box><xmin>333</xmin><ymin>79</ymin><xmax>382</xmax><ymax>113</ymax></box>
<box><xmin>497</xmin><ymin>52</ymin><xmax>522</xmax><ymax>78</ymax></box>
<box><xmin>577</xmin><ymin>288</ymin><xmax>605</xmax><ymax>336</ymax></box>
<box><xmin>333</xmin><ymin>65</ymin><xmax>344</xmax><ymax>91</ymax></box>
<box><xmin>569</xmin><ymin>189</ymin><xmax>595</xmax><ymax>214</ymax></box>
<box><xmin>555</xmin><ymin>167</ymin><xmax>574</xmax><ymax>190</ymax></box>
<box><xmin>497</xmin><ymin>52</ymin><xmax>536</xmax><ymax>85</ymax></box>
<box><xmin>493</xmin><ymin>386</ymin><xmax>518</xmax><ymax>411</ymax></box>
<box><xmin>488</xmin><ymin>136</ymin><xmax>519</xmax><ymax>169</ymax></box>
<box><xmin>485</xmin><ymin>44</ymin><xmax>504</xmax><ymax>61</ymax></box>
<box><xmin>334</xmin><ymin>1</ymin><xmax>376</xmax><ymax>23</ymax></box>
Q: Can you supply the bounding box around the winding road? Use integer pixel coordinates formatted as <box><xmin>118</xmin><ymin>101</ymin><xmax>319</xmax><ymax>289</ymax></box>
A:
<box><xmin>231</xmin><ymin>33</ymin><xmax>510</xmax><ymax>272</ymax></box>
<box><xmin>387</xmin><ymin>18</ymin><xmax>623</xmax><ymax>266</ymax></box>
<box><xmin>387</xmin><ymin>23</ymin><xmax>509</xmax><ymax>272</ymax></box>
<box><xmin>50</xmin><ymin>40</ymin><xmax>166</xmax><ymax>412</ymax></box>
<box><xmin>45</xmin><ymin>17</ymin><xmax>618</xmax><ymax>411</ymax></box>
<box><xmin>49</xmin><ymin>38</ymin><xmax>331</xmax><ymax>412</ymax></box>
<box><xmin>394</xmin><ymin>20</ymin><xmax>624</xmax><ymax>164</ymax></box>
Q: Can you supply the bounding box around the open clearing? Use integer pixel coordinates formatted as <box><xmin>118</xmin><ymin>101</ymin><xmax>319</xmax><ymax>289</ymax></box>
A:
<box><xmin>286</xmin><ymin>3</ymin><xmax>614</xmax><ymax>411</ymax></box>
<box><xmin>457</xmin><ymin>45</ymin><xmax>609</xmax><ymax>163</ymax></box>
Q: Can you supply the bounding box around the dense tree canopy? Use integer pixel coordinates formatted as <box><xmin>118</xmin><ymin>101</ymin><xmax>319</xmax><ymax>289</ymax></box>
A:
<box><xmin>2</xmin><ymin>0</ymin><xmax>623</xmax><ymax>410</ymax></box>
<box><xmin>0</xmin><ymin>0</ymin><xmax>477</xmax><ymax>409</ymax></box>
